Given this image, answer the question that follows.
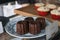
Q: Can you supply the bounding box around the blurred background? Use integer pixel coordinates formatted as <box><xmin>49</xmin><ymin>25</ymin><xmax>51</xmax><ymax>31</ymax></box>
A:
<box><xmin>0</xmin><ymin>0</ymin><xmax>60</xmax><ymax>40</ymax></box>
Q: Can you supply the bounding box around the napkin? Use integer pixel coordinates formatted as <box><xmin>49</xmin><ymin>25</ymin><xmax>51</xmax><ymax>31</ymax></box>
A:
<box><xmin>0</xmin><ymin>22</ymin><xmax>3</xmax><ymax>34</ymax></box>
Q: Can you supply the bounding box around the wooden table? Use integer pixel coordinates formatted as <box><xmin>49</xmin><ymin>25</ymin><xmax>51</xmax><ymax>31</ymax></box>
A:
<box><xmin>14</xmin><ymin>4</ymin><xmax>60</xmax><ymax>27</ymax></box>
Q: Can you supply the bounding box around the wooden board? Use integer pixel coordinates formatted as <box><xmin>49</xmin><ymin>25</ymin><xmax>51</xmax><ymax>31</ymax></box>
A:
<box><xmin>14</xmin><ymin>4</ymin><xmax>60</xmax><ymax>27</ymax></box>
<box><xmin>14</xmin><ymin>4</ymin><xmax>39</xmax><ymax>16</ymax></box>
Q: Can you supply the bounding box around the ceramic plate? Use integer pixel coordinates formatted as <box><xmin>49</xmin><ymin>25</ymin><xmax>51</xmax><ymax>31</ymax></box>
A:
<box><xmin>5</xmin><ymin>16</ymin><xmax>51</xmax><ymax>38</ymax></box>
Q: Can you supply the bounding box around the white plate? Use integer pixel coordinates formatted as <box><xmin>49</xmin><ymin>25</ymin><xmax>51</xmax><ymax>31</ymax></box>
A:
<box><xmin>5</xmin><ymin>16</ymin><xmax>51</xmax><ymax>39</ymax></box>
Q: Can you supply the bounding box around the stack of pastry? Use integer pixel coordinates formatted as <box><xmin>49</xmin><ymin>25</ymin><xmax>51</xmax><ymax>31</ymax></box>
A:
<box><xmin>16</xmin><ymin>17</ymin><xmax>46</xmax><ymax>35</ymax></box>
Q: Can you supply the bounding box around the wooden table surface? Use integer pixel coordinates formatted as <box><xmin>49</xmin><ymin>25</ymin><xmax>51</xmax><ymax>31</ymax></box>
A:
<box><xmin>0</xmin><ymin>32</ymin><xmax>14</xmax><ymax>40</ymax></box>
<box><xmin>0</xmin><ymin>32</ymin><xmax>46</xmax><ymax>40</ymax></box>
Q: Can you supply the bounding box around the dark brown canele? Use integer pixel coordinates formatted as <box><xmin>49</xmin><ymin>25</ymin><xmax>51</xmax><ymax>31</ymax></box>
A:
<box><xmin>24</xmin><ymin>17</ymin><xmax>34</xmax><ymax>29</ymax></box>
<box><xmin>36</xmin><ymin>17</ymin><xmax>46</xmax><ymax>29</ymax></box>
<box><xmin>29</xmin><ymin>21</ymin><xmax>41</xmax><ymax>35</ymax></box>
<box><xmin>16</xmin><ymin>21</ymin><xmax>28</xmax><ymax>35</ymax></box>
<box><xmin>24</xmin><ymin>17</ymin><xmax>34</xmax><ymax>22</ymax></box>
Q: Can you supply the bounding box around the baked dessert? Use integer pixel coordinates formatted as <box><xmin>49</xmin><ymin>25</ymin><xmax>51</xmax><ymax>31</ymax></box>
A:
<box><xmin>36</xmin><ymin>17</ymin><xmax>46</xmax><ymax>29</ymax></box>
<box><xmin>16</xmin><ymin>17</ymin><xmax>46</xmax><ymax>35</ymax></box>
<box><xmin>29</xmin><ymin>21</ymin><xmax>41</xmax><ymax>35</ymax></box>
<box><xmin>24</xmin><ymin>17</ymin><xmax>34</xmax><ymax>22</ymax></box>
<box><xmin>34</xmin><ymin>3</ymin><xmax>45</xmax><ymax>9</ymax></box>
<box><xmin>46</xmin><ymin>4</ymin><xmax>56</xmax><ymax>10</ymax></box>
<box><xmin>16</xmin><ymin>21</ymin><xmax>28</xmax><ymax>35</ymax></box>
<box><xmin>37</xmin><ymin>7</ymin><xmax>50</xmax><ymax>16</ymax></box>
<box><xmin>51</xmin><ymin>9</ymin><xmax>60</xmax><ymax>20</ymax></box>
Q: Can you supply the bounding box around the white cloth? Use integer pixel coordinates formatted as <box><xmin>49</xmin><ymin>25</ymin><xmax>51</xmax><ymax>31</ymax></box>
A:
<box><xmin>0</xmin><ymin>22</ymin><xmax>4</xmax><ymax>34</ymax></box>
<box><xmin>3</xmin><ymin>2</ymin><xmax>22</xmax><ymax>17</ymax></box>
<box><xmin>45</xmin><ymin>21</ymin><xmax>58</xmax><ymax>40</ymax></box>
<box><xmin>0</xmin><ymin>5</ymin><xmax>4</xmax><ymax>16</ymax></box>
